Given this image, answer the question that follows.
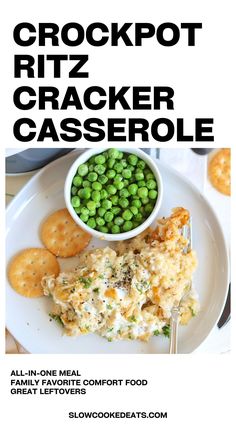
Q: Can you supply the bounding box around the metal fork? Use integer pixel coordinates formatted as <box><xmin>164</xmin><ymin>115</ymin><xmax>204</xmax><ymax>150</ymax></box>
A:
<box><xmin>169</xmin><ymin>217</ymin><xmax>192</xmax><ymax>354</ymax></box>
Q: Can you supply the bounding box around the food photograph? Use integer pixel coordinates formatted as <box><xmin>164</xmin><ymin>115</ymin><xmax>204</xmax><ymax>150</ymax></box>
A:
<box><xmin>5</xmin><ymin>148</ymin><xmax>230</xmax><ymax>354</ymax></box>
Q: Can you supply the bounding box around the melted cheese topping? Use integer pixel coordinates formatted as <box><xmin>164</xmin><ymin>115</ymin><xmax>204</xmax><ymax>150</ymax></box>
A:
<box><xmin>43</xmin><ymin>208</ymin><xmax>199</xmax><ymax>342</ymax></box>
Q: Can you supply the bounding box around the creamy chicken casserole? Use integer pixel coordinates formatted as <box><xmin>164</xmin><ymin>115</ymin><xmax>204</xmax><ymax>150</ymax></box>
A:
<box><xmin>42</xmin><ymin>208</ymin><xmax>199</xmax><ymax>341</ymax></box>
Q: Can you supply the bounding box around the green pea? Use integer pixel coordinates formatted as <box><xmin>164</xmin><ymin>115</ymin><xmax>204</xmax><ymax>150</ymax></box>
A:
<box><xmin>122</xmin><ymin>209</ymin><xmax>133</xmax><ymax>221</ymax></box>
<box><xmin>119</xmin><ymin>188</ymin><xmax>129</xmax><ymax>198</ymax></box>
<box><xmin>89</xmin><ymin>156</ymin><xmax>96</xmax><ymax>164</ymax></box>
<box><xmin>106</xmin><ymin>184</ymin><xmax>117</xmax><ymax>195</ymax></box>
<box><xmin>104</xmin><ymin>211</ymin><xmax>114</xmax><ymax>222</ymax></box>
<box><xmin>82</xmin><ymin>180</ymin><xmax>91</xmax><ymax>188</ymax></box>
<box><xmin>107</xmin><ymin>159</ymin><xmax>115</xmax><ymax>168</ymax></box>
<box><xmin>114</xmin><ymin>174</ymin><xmax>123</xmax><ymax>182</ymax></box>
<box><xmin>134</xmin><ymin>213</ymin><xmax>143</xmax><ymax>222</ymax></box>
<box><xmin>114</xmin><ymin>180</ymin><xmax>124</xmax><ymax>190</ymax></box>
<box><xmin>135</xmin><ymin>172</ymin><xmax>144</xmax><ymax>181</ymax></box>
<box><xmin>98</xmin><ymin>226</ymin><xmax>109</xmax><ymax>233</ymax></box>
<box><xmin>123</xmin><ymin>179</ymin><xmax>129</xmax><ymax>187</ymax></box>
<box><xmin>94</xmin><ymin>164</ymin><xmax>106</xmax><ymax>175</ymax></box>
<box><xmin>106</xmin><ymin>169</ymin><xmax>116</xmax><ymax>179</ymax></box>
<box><xmin>87</xmin><ymin>172</ymin><xmax>98</xmax><ymax>182</ymax></box>
<box><xmin>137</xmin><ymin>160</ymin><xmax>146</xmax><ymax>169</ymax></box>
<box><xmin>81</xmin><ymin>207</ymin><xmax>89</xmax><ymax>216</ymax></box>
<box><xmin>146</xmin><ymin>172</ymin><xmax>155</xmax><ymax>180</ymax></box>
<box><xmin>80</xmin><ymin>213</ymin><xmax>89</xmax><ymax>222</ymax></box>
<box><xmin>71</xmin><ymin>196</ymin><xmax>80</xmax><ymax>207</ymax></box>
<box><xmin>101</xmin><ymin>199</ymin><xmax>112</xmax><ymax>210</ymax></box>
<box><xmin>110</xmin><ymin>195</ymin><xmax>119</xmax><ymax>205</ymax></box>
<box><xmin>128</xmin><ymin>184</ymin><xmax>138</xmax><ymax>195</ymax></box>
<box><xmin>98</xmin><ymin>175</ymin><xmax>108</xmax><ymax>185</ymax></box>
<box><xmin>95</xmin><ymin>154</ymin><xmax>106</xmax><ymax>164</ymax></box>
<box><xmin>98</xmin><ymin>207</ymin><xmax>106</xmax><ymax>217</ymax></box>
<box><xmin>122</xmin><ymin>169</ymin><xmax>132</xmax><ymax>179</ymax></box>
<box><xmin>127</xmin><ymin>165</ymin><xmax>135</xmax><ymax>172</ymax></box>
<box><xmin>138</xmin><ymin>180</ymin><xmax>146</xmax><ymax>187</ymax></box>
<box><xmin>78</xmin><ymin>164</ymin><xmax>88</xmax><ymax>177</ymax></box>
<box><xmin>92</xmin><ymin>191</ymin><xmax>101</xmax><ymax>202</ymax></box>
<box><xmin>120</xmin><ymin>159</ymin><xmax>128</xmax><ymax>168</ymax></box>
<box><xmin>116</xmin><ymin>151</ymin><xmax>123</xmax><ymax>160</ymax></box>
<box><xmin>149</xmin><ymin>190</ymin><xmax>158</xmax><ymax>200</ymax></box>
<box><xmin>123</xmin><ymin>221</ymin><xmax>133</xmax><ymax>231</ymax></box>
<box><xmin>89</xmin><ymin>209</ymin><xmax>96</xmax><ymax>216</ymax></box>
<box><xmin>138</xmin><ymin>187</ymin><xmax>148</xmax><ymax>199</ymax></box>
<box><xmin>127</xmin><ymin>154</ymin><xmax>138</xmax><ymax>166</ymax></box>
<box><xmin>114</xmin><ymin>162</ymin><xmax>123</xmax><ymax>173</ymax></box>
<box><xmin>102</xmin><ymin>151</ymin><xmax>109</xmax><ymax>160</ymax></box>
<box><xmin>71</xmin><ymin>186</ymin><xmax>78</xmax><ymax>195</ymax></box>
<box><xmin>140</xmin><ymin>206</ymin><xmax>145</xmax><ymax>214</ymax></box>
<box><xmin>96</xmin><ymin>217</ymin><xmax>105</xmax><ymax>226</ymax></box>
<box><xmin>131</xmin><ymin>199</ymin><xmax>142</xmax><ymax>208</ymax></box>
<box><xmin>119</xmin><ymin>198</ymin><xmax>129</xmax><ymax>208</ymax></box>
<box><xmin>142</xmin><ymin>197</ymin><xmax>149</xmax><ymax>205</ymax></box>
<box><xmin>100</xmin><ymin>190</ymin><xmax>108</xmax><ymax>199</ymax></box>
<box><xmin>108</xmin><ymin>148</ymin><xmax>120</xmax><ymax>159</ymax></box>
<box><xmin>111</xmin><ymin>207</ymin><xmax>121</xmax><ymax>215</ymax></box>
<box><xmin>114</xmin><ymin>217</ymin><xmax>124</xmax><ymax>226</ymax></box>
<box><xmin>130</xmin><ymin>206</ymin><xmax>138</xmax><ymax>216</ymax></box>
<box><xmin>107</xmin><ymin>222</ymin><xmax>113</xmax><ymax>229</ymax></box>
<box><xmin>72</xmin><ymin>176</ymin><xmax>82</xmax><ymax>187</ymax></box>
<box><xmin>87</xmin><ymin>201</ymin><xmax>97</xmax><ymax>211</ymax></box>
<box><xmin>146</xmin><ymin>179</ymin><xmax>157</xmax><ymax>190</ymax></box>
<box><xmin>87</xmin><ymin>218</ymin><xmax>96</xmax><ymax>229</ymax></box>
<box><xmin>88</xmin><ymin>164</ymin><xmax>95</xmax><ymax>172</ymax></box>
<box><xmin>92</xmin><ymin>182</ymin><xmax>102</xmax><ymax>191</ymax></box>
<box><xmin>111</xmin><ymin>225</ymin><xmax>120</xmax><ymax>234</ymax></box>
<box><xmin>81</xmin><ymin>187</ymin><xmax>91</xmax><ymax>199</ymax></box>
<box><xmin>74</xmin><ymin>206</ymin><xmax>82</xmax><ymax>214</ymax></box>
<box><xmin>145</xmin><ymin>203</ymin><xmax>154</xmax><ymax>214</ymax></box>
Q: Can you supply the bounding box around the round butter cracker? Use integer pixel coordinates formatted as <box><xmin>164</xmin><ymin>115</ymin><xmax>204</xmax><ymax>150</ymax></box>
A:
<box><xmin>40</xmin><ymin>208</ymin><xmax>91</xmax><ymax>257</ymax></box>
<box><xmin>208</xmin><ymin>148</ymin><xmax>231</xmax><ymax>196</ymax></box>
<box><xmin>8</xmin><ymin>248</ymin><xmax>60</xmax><ymax>297</ymax></box>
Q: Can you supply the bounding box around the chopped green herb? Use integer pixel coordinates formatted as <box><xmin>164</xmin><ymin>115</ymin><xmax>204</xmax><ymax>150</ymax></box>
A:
<box><xmin>189</xmin><ymin>306</ymin><xmax>196</xmax><ymax>317</ymax></box>
<box><xmin>129</xmin><ymin>315</ymin><xmax>137</xmax><ymax>322</ymax></box>
<box><xmin>107</xmin><ymin>337</ymin><xmax>112</xmax><ymax>342</ymax></box>
<box><xmin>107</xmin><ymin>327</ymin><xmax>113</xmax><ymax>332</ymax></box>
<box><xmin>79</xmin><ymin>277</ymin><xmax>92</xmax><ymax>288</ymax></box>
<box><xmin>49</xmin><ymin>313</ymin><xmax>64</xmax><ymax>326</ymax></box>
<box><xmin>93</xmin><ymin>287</ymin><xmax>99</xmax><ymax>293</ymax></box>
<box><xmin>153</xmin><ymin>330</ymin><xmax>160</xmax><ymax>336</ymax></box>
<box><xmin>98</xmin><ymin>275</ymin><xmax>104</xmax><ymax>279</ymax></box>
<box><xmin>107</xmin><ymin>304</ymin><xmax>112</xmax><ymax>310</ymax></box>
<box><xmin>162</xmin><ymin>324</ymin><xmax>171</xmax><ymax>338</ymax></box>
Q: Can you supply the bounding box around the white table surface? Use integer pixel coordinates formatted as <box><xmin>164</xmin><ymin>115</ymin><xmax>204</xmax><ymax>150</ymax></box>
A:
<box><xmin>5</xmin><ymin>148</ymin><xmax>230</xmax><ymax>354</ymax></box>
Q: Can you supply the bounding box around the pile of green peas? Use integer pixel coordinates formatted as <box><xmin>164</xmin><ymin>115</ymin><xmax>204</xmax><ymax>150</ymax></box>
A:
<box><xmin>70</xmin><ymin>149</ymin><xmax>158</xmax><ymax>234</ymax></box>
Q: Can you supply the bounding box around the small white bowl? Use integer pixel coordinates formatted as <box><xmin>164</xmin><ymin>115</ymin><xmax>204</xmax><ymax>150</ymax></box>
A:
<box><xmin>65</xmin><ymin>148</ymin><xmax>163</xmax><ymax>241</ymax></box>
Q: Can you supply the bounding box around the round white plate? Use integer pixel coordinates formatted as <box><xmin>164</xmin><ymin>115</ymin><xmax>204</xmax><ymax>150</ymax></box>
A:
<box><xmin>6</xmin><ymin>151</ymin><xmax>229</xmax><ymax>354</ymax></box>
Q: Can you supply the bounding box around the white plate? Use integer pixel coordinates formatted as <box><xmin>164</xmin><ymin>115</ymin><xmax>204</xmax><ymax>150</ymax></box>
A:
<box><xmin>6</xmin><ymin>151</ymin><xmax>229</xmax><ymax>354</ymax></box>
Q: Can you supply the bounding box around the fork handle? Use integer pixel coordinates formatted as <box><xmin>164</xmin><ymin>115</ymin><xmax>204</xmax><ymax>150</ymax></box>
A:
<box><xmin>169</xmin><ymin>307</ymin><xmax>180</xmax><ymax>354</ymax></box>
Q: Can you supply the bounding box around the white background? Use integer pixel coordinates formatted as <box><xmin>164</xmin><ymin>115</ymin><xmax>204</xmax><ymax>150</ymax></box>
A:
<box><xmin>1</xmin><ymin>0</ymin><xmax>235</xmax><ymax>431</ymax></box>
